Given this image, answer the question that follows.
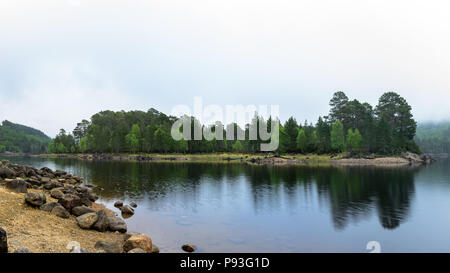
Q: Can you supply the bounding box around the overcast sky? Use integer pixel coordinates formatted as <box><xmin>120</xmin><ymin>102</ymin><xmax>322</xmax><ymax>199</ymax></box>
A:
<box><xmin>1</xmin><ymin>0</ymin><xmax>449</xmax><ymax>137</ymax></box>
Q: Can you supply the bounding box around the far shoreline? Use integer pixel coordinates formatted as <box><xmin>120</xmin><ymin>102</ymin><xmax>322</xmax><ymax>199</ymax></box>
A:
<box><xmin>0</xmin><ymin>152</ymin><xmax>436</xmax><ymax>167</ymax></box>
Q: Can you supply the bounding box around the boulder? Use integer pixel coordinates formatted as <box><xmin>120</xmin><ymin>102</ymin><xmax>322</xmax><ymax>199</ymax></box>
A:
<box><xmin>76</xmin><ymin>213</ymin><xmax>98</xmax><ymax>229</ymax></box>
<box><xmin>44</xmin><ymin>181</ymin><xmax>63</xmax><ymax>190</ymax></box>
<box><xmin>66</xmin><ymin>178</ymin><xmax>78</xmax><ymax>185</ymax></box>
<box><xmin>55</xmin><ymin>170</ymin><xmax>67</xmax><ymax>177</ymax></box>
<box><xmin>92</xmin><ymin>210</ymin><xmax>109</xmax><ymax>232</ymax></box>
<box><xmin>182</xmin><ymin>244</ymin><xmax>197</xmax><ymax>253</ymax></box>
<box><xmin>51</xmin><ymin>205</ymin><xmax>70</xmax><ymax>219</ymax></box>
<box><xmin>62</xmin><ymin>185</ymin><xmax>77</xmax><ymax>195</ymax></box>
<box><xmin>14</xmin><ymin>248</ymin><xmax>32</xmax><ymax>253</ymax></box>
<box><xmin>0</xmin><ymin>166</ymin><xmax>16</xmax><ymax>178</ymax></box>
<box><xmin>121</xmin><ymin>205</ymin><xmax>135</xmax><ymax>216</ymax></box>
<box><xmin>26</xmin><ymin>178</ymin><xmax>41</xmax><ymax>187</ymax></box>
<box><xmin>123</xmin><ymin>234</ymin><xmax>152</xmax><ymax>253</ymax></box>
<box><xmin>58</xmin><ymin>194</ymin><xmax>82</xmax><ymax>212</ymax></box>
<box><xmin>114</xmin><ymin>201</ymin><xmax>123</xmax><ymax>208</ymax></box>
<box><xmin>151</xmin><ymin>244</ymin><xmax>160</xmax><ymax>254</ymax></box>
<box><xmin>40</xmin><ymin>202</ymin><xmax>62</xmax><ymax>212</ymax></box>
<box><xmin>128</xmin><ymin>248</ymin><xmax>146</xmax><ymax>253</ymax></box>
<box><xmin>25</xmin><ymin>192</ymin><xmax>47</xmax><ymax>207</ymax></box>
<box><xmin>88</xmin><ymin>192</ymin><xmax>98</xmax><ymax>202</ymax></box>
<box><xmin>130</xmin><ymin>202</ymin><xmax>137</xmax><ymax>208</ymax></box>
<box><xmin>40</xmin><ymin>177</ymin><xmax>51</xmax><ymax>183</ymax></box>
<box><xmin>124</xmin><ymin>231</ymin><xmax>140</xmax><ymax>241</ymax></box>
<box><xmin>107</xmin><ymin>217</ymin><xmax>127</xmax><ymax>233</ymax></box>
<box><xmin>94</xmin><ymin>241</ymin><xmax>121</xmax><ymax>253</ymax></box>
<box><xmin>72</xmin><ymin>206</ymin><xmax>96</xmax><ymax>217</ymax></box>
<box><xmin>50</xmin><ymin>189</ymin><xmax>64</xmax><ymax>200</ymax></box>
<box><xmin>0</xmin><ymin>227</ymin><xmax>7</xmax><ymax>253</ymax></box>
<box><xmin>6</xmin><ymin>180</ymin><xmax>28</xmax><ymax>193</ymax></box>
<box><xmin>66</xmin><ymin>241</ymin><xmax>90</xmax><ymax>253</ymax></box>
<box><xmin>79</xmin><ymin>192</ymin><xmax>93</xmax><ymax>207</ymax></box>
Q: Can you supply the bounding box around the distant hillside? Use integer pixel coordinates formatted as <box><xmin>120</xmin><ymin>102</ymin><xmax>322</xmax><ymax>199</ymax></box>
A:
<box><xmin>415</xmin><ymin>121</ymin><xmax>450</xmax><ymax>154</ymax></box>
<box><xmin>0</xmin><ymin>120</ymin><xmax>51</xmax><ymax>154</ymax></box>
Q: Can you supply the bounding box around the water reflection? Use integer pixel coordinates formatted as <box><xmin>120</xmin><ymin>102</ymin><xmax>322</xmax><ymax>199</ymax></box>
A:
<box><xmin>3</xmin><ymin>157</ymin><xmax>423</xmax><ymax>231</ymax></box>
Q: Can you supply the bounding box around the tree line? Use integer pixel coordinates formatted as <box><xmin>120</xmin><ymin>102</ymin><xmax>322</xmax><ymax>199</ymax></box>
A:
<box><xmin>48</xmin><ymin>91</ymin><xmax>420</xmax><ymax>155</ymax></box>
<box><xmin>0</xmin><ymin>120</ymin><xmax>50</xmax><ymax>154</ymax></box>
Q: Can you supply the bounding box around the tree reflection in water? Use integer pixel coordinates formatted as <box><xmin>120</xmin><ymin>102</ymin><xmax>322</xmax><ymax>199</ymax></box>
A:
<box><xmin>4</xmin><ymin>157</ymin><xmax>422</xmax><ymax>230</ymax></box>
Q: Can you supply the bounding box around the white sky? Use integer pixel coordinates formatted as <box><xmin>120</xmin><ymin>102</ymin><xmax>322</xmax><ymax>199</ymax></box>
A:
<box><xmin>0</xmin><ymin>0</ymin><xmax>449</xmax><ymax>137</ymax></box>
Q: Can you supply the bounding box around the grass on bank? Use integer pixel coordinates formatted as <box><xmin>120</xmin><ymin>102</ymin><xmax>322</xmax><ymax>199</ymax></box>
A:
<box><xmin>39</xmin><ymin>152</ymin><xmax>345</xmax><ymax>164</ymax></box>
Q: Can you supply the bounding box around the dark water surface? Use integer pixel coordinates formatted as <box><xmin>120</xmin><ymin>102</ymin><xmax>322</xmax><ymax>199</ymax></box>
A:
<box><xmin>3</xmin><ymin>156</ymin><xmax>450</xmax><ymax>253</ymax></box>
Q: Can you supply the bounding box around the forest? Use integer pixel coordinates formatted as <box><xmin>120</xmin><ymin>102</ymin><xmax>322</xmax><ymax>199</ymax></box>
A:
<box><xmin>0</xmin><ymin>120</ymin><xmax>50</xmax><ymax>154</ymax></box>
<box><xmin>415</xmin><ymin>122</ymin><xmax>450</xmax><ymax>154</ymax></box>
<box><xmin>48</xmin><ymin>92</ymin><xmax>421</xmax><ymax>155</ymax></box>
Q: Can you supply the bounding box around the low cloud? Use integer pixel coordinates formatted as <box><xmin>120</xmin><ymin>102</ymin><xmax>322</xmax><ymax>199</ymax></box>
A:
<box><xmin>0</xmin><ymin>61</ymin><xmax>135</xmax><ymax>137</ymax></box>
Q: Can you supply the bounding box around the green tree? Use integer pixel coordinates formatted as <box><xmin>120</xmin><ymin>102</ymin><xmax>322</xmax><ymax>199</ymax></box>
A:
<box><xmin>125</xmin><ymin>124</ymin><xmax>141</xmax><ymax>153</ymax></box>
<box><xmin>375</xmin><ymin>92</ymin><xmax>417</xmax><ymax>152</ymax></box>
<box><xmin>153</xmin><ymin>126</ymin><xmax>169</xmax><ymax>152</ymax></box>
<box><xmin>284</xmin><ymin>117</ymin><xmax>298</xmax><ymax>152</ymax></box>
<box><xmin>347</xmin><ymin>129</ymin><xmax>363</xmax><ymax>153</ymax></box>
<box><xmin>376</xmin><ymin>117</ymin><xmax>392</xmax><ymax>154</ymax></box>
<box><xmin>232</xmin><ymin>140</ymin><xmax>243</xmax><ymax>152</ymax></box>
<box><xmin>330</xmin><ymin>121</ymin><xmax>345</xmax><ymax>152</ymax></box>
<box><xmin>296</xmin><ymin>129</ymin><xmax>307</xmax><ymax>153</ymax></box>
<box><xmin>329</xmin><ymin>91</ymin><xmax>349</xmax><ymax>123</ymax></box>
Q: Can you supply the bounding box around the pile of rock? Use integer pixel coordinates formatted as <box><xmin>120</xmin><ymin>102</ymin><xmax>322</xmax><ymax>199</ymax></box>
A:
<box><xmin>24</xmin><ymin>183</ymin><xmax>100</xmax><ymax>220</ymax></box>
<box><xmin>7</xmin><ymin>162</ymin><xmax>124</xmax><ymax>234</ymax></box>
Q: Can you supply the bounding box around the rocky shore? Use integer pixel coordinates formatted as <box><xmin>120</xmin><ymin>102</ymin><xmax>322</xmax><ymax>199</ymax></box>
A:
<box><xmin>0</xmin><ymin>160</ymin><xmax>158</xmax><ymax>253</ymax></box>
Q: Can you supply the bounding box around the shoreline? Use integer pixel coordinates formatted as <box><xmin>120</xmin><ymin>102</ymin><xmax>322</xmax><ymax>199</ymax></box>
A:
<box><xmin>21</xmin><ymin>152</ymin><xmax>437</xmax><ymax>167</ymax></box>
<box><xmin>0</xmin><ymin>160</ymin><xmax>158</xmax><ymax>253</ymax></box>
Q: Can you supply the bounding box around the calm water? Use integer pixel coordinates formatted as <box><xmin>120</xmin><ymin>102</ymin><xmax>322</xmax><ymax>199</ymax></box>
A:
<box><xmin>2</xmin><ymin>156</ymin><xmax>450</xmax><ymax>253</ymax></box>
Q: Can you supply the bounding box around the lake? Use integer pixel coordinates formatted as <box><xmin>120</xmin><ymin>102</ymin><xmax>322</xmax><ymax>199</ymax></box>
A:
<box><xmin>2</xmin><ymin>156</ymin><xmax>450</xmax><ymax>253</ymax></box>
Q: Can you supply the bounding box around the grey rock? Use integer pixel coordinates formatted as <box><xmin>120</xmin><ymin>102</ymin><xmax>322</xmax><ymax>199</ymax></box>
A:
<box><xmin>51</xmin><ymin>205</ymin><xmax>70</xmax><ymax>218</ymax></box>
<box><xmin>14</xmin><ymin>248</ymin><xmax>32</xmax><ymax>253</ymax></box>
<box><xmin>88</xmin><ymin>192</ymin><xmax>98</xmax><ymax>202</ymax></box>
<box><xmin>107</xmin><ymin>217</ymin><xmax>127</xmax><ymax>233</ymax></box>
<box><xmin>44</xmin><ymin>181</ymin><xmax>63</xmax><ymax>190</ymax></box>
<box><xmin>72</xmin><ymin>206</ymin><xmax>96</xmax><ymax>217</ymax></box>
<box><xmin>58</xmin><ymin>194</ymin><xmax>82</xmax><ymax>212</ymax></box>
<box><xmin>50</xmin><ymin>189</ymin><xmax>64</xmax><ymax>200</ymax></box>
<box><xmin>6</xmin><ymin>180</ymin><xmax>28</xmax><ymax>193</ymax></box>
<box><xmin>124</xmin><ymin>231</ymin><xmax>140</xmax><ymax>241</ymax></box>
<box><xmin>182</xmin><ymin>244</ymin><xmax>197</xmax><ymax>253</ymax></box>
<box><xmin>128</xmin><ymin>248</ymin><xmax>146</xmax><ymax>253</ymax></box>
<box><xmin>25</xmin><ymin>192</ymin><xmax>46</xmax><ymax>207</ymax></box>
<box><xmin>129</xmin><ymin>202</ymin><xmax>137</xmax><ymax>208</ymax></box>
<box><xmin>76</xmin><ymin>213</ymin><xmax>98</xmax><ymax>229</ymax></box>
<box><xmin>78</xmin><ymin>192</ymin><xmax>92</xmax><ymax>207</ymax></box>
<box><xmin>94</xmin><ymin>240</ymin><xmax>121</xmax><ymax>253</ymax></box>
<box><xmin>151</xmin><ymin>244</ymin><xmax>160</xmax><ymax>254</ymax></box>
<box><xmin>92</xmin><ymin>210</ymin><xmax>109</xmax><ymax>232</ymax></box>
<box><xmin>120</xmin><ymin>205</ymin><xmax>134</xmax><ymax>215</ymax></box>
<box><xmin>40</xmin><ymin>202</ymin><xmax>62</xmax><ymax>212</ymax></box>
<box><xmin>0</xmin><ymin>166</ymin><xmax>16</xmax><ymax>179</ymax></box>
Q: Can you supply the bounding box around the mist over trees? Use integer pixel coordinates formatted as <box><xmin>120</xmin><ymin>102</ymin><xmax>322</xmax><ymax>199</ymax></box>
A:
<box><xmin>48</xmin><ymin>92</ymin><xmax>420</xmax><ymax>155</ymax></box>
<box><xmin>415</xmin><ymin>122</ymin><xmax>450</xmax><ymax>154</ymax></box>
